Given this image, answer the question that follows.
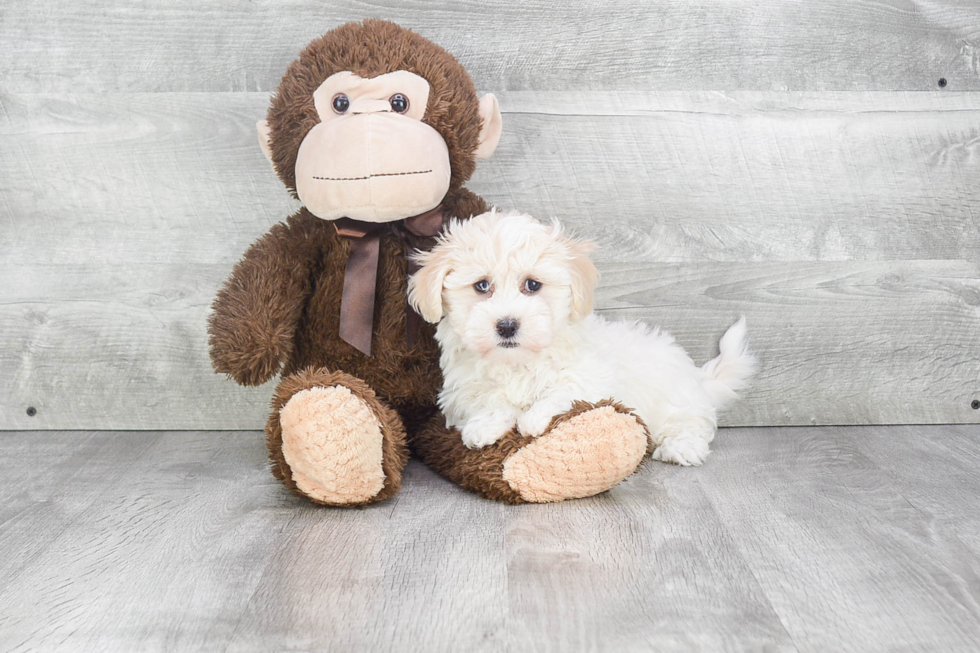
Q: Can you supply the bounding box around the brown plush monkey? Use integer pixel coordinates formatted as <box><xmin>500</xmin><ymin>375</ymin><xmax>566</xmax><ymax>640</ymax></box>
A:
<box><xmin>208</xmin><ymin>20</ymin><xmax>649</xmax><ymax>506</ymax></box>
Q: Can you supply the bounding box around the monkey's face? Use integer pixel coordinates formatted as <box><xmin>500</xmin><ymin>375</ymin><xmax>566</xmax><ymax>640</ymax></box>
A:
<box><xmin>262</xmin><ymin>22</ymin><xmax>503</xmax><ymax>223</ymax></box>
<box><xmin>292</xmin><ymin>70</ymin><xmax>451</xmax><ymax>223</ymax></box>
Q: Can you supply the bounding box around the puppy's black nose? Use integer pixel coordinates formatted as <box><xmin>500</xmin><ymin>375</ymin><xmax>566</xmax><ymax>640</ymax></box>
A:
<box><xmin>496</xmin><ymin>318</ymin><xmax>519</xmax><ymax>339</ymax></box>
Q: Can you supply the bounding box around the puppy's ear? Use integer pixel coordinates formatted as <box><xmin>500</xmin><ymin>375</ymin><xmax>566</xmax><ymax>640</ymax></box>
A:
<box><xmin>408</xmin><ymin>247</ymin><xmax>453</xmax><ymax>323</ymax></box>
<box><xmin>565</xmin><ymin>238</ymin><xmax>599</xmax><ymax>322</ymax></box>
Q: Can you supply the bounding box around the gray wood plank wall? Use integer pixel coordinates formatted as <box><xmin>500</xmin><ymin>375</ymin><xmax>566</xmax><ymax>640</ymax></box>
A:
<box><xmin>1</xmin><ymin>1</ymin><xmax>979</xmax><ymax>429</ymax></box>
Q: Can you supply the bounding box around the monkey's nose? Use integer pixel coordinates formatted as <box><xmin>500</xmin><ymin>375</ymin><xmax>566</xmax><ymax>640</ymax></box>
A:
<box><xmin>495</xmin><ymin>318</ymin><xmax>520</xmax><ymax>339</ymax></box>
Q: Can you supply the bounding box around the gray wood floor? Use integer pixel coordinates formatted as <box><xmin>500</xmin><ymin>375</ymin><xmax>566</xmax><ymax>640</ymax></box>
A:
<box><xmin>1</xmin><ymin>426</ymin><xmax>979</xmax><ymax>652</ymax></box>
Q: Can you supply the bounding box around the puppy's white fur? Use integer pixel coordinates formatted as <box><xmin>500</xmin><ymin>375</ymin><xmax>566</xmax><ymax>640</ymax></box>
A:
<box><xmin>409</xmin><ymin>210</ymin><xmax>756</xmax><ymax>466</ymax></box>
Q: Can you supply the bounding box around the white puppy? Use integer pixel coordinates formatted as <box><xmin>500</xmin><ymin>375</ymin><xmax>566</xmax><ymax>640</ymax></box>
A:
<box><xmin>408</xmin><ymin>210</ymin><xmax>756</xmax><ymax>466</ymax></box>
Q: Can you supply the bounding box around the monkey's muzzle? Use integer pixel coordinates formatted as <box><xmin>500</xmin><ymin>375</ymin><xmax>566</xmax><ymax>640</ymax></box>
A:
<box><xmin>295</xmin><ymin>112</ymin><xmax>452</xmax><ymax>223</ymax></box>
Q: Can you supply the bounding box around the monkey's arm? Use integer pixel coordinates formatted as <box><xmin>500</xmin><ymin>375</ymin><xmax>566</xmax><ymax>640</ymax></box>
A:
<box><xmin>208</xmin><ymin>212</ymin><xmax>323</xmax><ymax>386</ymax></box>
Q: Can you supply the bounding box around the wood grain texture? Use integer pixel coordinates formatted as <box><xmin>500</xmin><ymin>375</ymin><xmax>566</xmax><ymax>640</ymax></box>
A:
<box><xmin>482</xmin><ymin>91</ymin><xmax>980</xmax><ymax>263</ymax></box>
<box><xmin>2</xmin><ymin>90</ymin><xmax>979</xmax><ymax>429</ymax></box>
<box><xmin>224</xmin><ymin>462</ymin><xmax>511</xmax><ymax>652</ymax></box>
<box><xmin>1</xmin><ymin>426</ymin><xmax>979</xmax><ymax>651</ymax></box>
<box><xmin>851</xmin><ymin>424</ymin><xmax>980</xmax><ymax>553</ymax></box>
<box><xmin>0</xmin><ymin>431</ymin><xmax>291</xmax><ymax>652</ymax></box>
<box><xmin>697</xmin><ymin>426</ymin><xmax>980</xmax><ymax>652</ymax></box>
<box><xmin>0</xmin><ymin>431</ymin><xmax>161</xmax><ymax>589</ymax></box>
<box><xmin>2</xmin><ymin>0</ymin><xmax>979</xmax><ymax>93</ymax></box>
<box><xmin>501</xmin><ymin>470</ymin><xmax>797</xmax><ymax>651</ymax></box>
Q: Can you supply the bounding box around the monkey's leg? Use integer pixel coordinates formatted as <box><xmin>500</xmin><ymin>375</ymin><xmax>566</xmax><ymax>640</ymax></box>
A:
<box><xmin>266</xmin><ymin>367</ymin><xmax>408</xmax><ymax>506</ymax></box>
<box><xmin>412</xmin><ymin>401</ymin><xmax>651</xmax><ymax>504</ymax></box>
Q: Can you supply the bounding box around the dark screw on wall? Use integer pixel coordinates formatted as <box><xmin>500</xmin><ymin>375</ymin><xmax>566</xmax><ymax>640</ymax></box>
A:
<box><xmin>938</xmin><ymin>78</ymin><xmax>948</xmax><ymax>88</ymax></box>
<box><xmin>972</xmin><ymin>400</ymin><xmax>980</xmax><ymax>410</ymax></box>
<box><xmin>26</xmin><ymin>406</ymin><xmax>37</xmax><ymax>417</ymax></box>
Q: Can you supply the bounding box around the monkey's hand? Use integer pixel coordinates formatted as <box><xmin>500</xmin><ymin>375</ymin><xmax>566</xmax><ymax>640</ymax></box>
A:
<box><xmin>208</xmin><ymin>216</ymin><xmax>319</xmax><ymax>386</ymax></box>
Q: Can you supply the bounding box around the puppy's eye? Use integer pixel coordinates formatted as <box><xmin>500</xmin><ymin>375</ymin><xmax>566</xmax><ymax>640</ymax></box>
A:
<box><xmin>473</xmin><ymin>279</ymin><xmax>491</xmax><ymax>294</ymax></box>
<box><xmin>332</xmin><ymin>94</ymin><xmax>350</xmax><ymax>114</ymax></box>
<box><xmin>389</xmin><ymin>93</ymin><xmax>409</xmax><ymax>113</ymax></box>
<box><xmin>523</xmin><ymin>279</ymin><xmax>542</xmax><ymax>293</ymax></box>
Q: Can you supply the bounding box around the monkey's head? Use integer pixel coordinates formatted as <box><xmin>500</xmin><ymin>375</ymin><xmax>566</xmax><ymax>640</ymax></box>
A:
<box><xmin>258</xmin><ymin>20</ymin><xmax>502</xmax><ymax>223</ymax></box>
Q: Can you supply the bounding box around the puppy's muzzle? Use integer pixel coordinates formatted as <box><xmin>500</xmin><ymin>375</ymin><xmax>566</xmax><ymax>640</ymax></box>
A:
<box><xmin>495</xmin><ymin>317</ymin><xmax>520</xmax><ymax>347</ymax></box>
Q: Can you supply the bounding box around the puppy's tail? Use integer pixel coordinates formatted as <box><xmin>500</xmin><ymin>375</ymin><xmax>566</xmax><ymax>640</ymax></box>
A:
<box><xmin>700</xmin><ymin>317</ymin><xmax>757</xmax><ymax>411</ymax></box>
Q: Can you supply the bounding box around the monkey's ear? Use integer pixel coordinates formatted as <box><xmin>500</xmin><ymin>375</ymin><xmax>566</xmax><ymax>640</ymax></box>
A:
<box><xmin>256</xmin><ymin>120</ymin><xmax>274</xmax><ymax>164</ymax></box>
<box><xmin>474</xmin><ymin>94</ymin><xmax>503</xmax><ymax>159</ymax></box>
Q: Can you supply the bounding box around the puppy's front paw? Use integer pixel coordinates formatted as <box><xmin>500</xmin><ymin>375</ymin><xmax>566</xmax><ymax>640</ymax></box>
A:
<box><xmin>461</xmin><ymin>410</ymin><xmax>517</xmax><ymax>449</ymax></box>
<box><xmin>518</xmin><ymin>401</ymin><xmax>565</xmax><ymax>438</ymax></box>
<box><xmin>517</xmin><ymin>397</ymin><xmax>575</xmax><ymax>438</ymax></box>
<box><xmin>652</xmin><ymin>435</ymin><xmax>711</xmax><ymax>466</ymax></box>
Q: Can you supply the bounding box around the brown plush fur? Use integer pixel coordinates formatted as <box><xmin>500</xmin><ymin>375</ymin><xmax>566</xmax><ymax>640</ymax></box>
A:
<box><xmin>209</xmin><ymin>191</ymin><xmax>486</xmax><ymax>397</ymax></box>
<box><xmin>413</xmin><ymin>400</ymin><xmax>653</xmax><ymax>504</ymax></box>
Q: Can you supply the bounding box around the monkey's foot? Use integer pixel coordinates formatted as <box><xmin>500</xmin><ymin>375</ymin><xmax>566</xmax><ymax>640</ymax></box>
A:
<box><xmin>413</xmin><ymin>400</ymin><xmax>650</xmax><ymax>504</ymax></box>
<box><xmin>266</xmin><ymin>368</ymin><xmax>408</xmax><ymax>506</ymax></box>
<box><xmin>502</xmin><ymin>402</ymin><xmax>650</xmax><ymax>503</ymax></box>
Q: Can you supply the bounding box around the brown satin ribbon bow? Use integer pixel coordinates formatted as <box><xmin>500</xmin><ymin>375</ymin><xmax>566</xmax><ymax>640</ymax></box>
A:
<box><xmin>333</xmin><ymin>206</ymin><xmax>444</xmax><ymax>356</ymax></box>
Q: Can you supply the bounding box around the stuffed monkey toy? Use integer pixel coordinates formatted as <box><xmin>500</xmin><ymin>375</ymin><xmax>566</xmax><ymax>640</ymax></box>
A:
<box><xmin>208</xmin><ymin>20</ymin><xmax>650</xmax><ymax>506</ymax></box>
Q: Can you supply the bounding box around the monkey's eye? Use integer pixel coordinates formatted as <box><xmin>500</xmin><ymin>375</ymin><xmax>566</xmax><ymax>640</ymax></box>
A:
<box><xmin>473</xmin><ymin>279</ymin><xmax>490</xmax><ymax>294</ymax></box>
<box><xmin>389</xmin><ymin>93</ymin><xmax>409</xmax><ymax>114</ymax></box>
<box><xmin>523</xmin><ymin>279</ymin><xmax>542</xmax><ymax>293</ymax></box>
<box><xmin>332</xmin><ymin>94</ymin><xmax>350</xmax><ymax>114</ymax></box>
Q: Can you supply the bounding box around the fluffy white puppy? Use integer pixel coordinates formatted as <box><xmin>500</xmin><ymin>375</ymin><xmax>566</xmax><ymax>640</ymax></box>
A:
<box><xmin>408</xmin><ymin>210</ymin><xmax>756</xmax><ymax>466</ymax></box>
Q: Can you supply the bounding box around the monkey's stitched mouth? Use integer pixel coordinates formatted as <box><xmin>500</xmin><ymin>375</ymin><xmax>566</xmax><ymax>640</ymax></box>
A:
<box><xmin>313</xmin><ymin>170</ymin><xmax>432</xmax><ymax>181</ymax></box>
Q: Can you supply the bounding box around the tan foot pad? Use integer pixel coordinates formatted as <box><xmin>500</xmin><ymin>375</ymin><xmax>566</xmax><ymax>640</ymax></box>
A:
<box><xmin>502</xmin><ymin>405</ymin><xmax>648</xmax><ymax>503</ymax></box>
<box><xmin>279</xmin><ymin>386</ymin><xmax>385</xmax><ymax>505</ymax></box>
